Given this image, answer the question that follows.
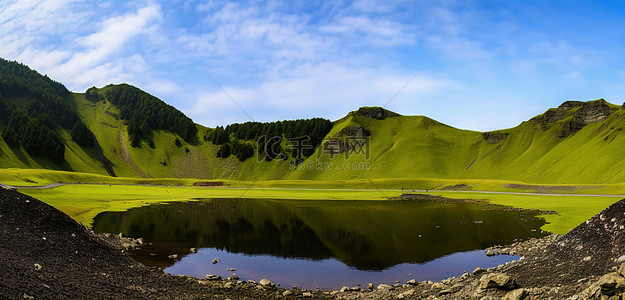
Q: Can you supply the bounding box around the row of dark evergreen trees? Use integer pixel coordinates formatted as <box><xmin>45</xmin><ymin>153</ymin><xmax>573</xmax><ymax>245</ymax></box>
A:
<box><xmin>0</xmin><ymin>58</ymin><xmax>334</xmax><ymax>165</ymax></box>
<box><xmin>0</xmin><ymin>58</ymin><xmax>95</xmax><ymax>163</ymax></box>
<box><xmin>204</xmin><ymin>118</ymin><xmax>333</xmax><ymax>162</ymax></box>
<box><xmin>101</xmin><ymin>84</ymin><xmax>198</xmax><ymax>148</ymax></box>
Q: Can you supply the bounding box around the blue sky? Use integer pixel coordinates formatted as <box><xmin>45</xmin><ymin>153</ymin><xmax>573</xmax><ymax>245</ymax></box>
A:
<box><xmin>2</xmin><ymin>0</ymin><xmax>625</xmax><ymax>131</ymax></box>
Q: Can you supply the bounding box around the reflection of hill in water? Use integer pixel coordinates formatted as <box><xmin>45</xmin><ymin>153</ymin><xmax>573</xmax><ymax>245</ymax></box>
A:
<box><xmin>92</xmin><ymin>198</ymin><xmax>546</xmax><ymax>270</ymax></box>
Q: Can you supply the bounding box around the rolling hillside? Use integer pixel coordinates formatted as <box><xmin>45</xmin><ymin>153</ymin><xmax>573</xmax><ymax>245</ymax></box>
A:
<box><xmin>289</xmin><ymin>100</ymin><xmax>625</xmax><ymax>184</ymax></box>
<box><xmin>2</xmin><ymin>57</ymin><xmax>625</xmax><ymax>185</ymax></box>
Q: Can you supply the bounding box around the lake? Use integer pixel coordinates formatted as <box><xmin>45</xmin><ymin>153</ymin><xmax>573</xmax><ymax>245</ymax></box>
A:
<box><xmin>92</xmin><ymin>197</ymin><xmax>547</xmax><ymax>289</ymax></box>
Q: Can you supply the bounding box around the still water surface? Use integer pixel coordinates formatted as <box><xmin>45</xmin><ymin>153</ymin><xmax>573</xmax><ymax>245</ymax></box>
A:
<box><xmin>92</xmin><ymin>198</ymin><xmax>546</xmax><ymax>289</ymax></box>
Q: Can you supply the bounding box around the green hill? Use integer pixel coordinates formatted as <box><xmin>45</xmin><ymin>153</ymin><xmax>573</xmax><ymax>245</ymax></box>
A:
<box><xmin>286</xmin><ymin>100</ymin><xmax>625</xmax><ymax>184</ymax></box>
<box><xmin>3</xmin><ymin>57</ymin><xmax>625</xmax><ymax>185</ymax></box>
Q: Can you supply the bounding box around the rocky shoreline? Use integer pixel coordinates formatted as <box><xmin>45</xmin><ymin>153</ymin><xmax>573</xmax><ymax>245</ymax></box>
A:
<box><xmin>2</xmin><ymin>187</ymin><xmax>625</xmax><ymax>299</ymax></box>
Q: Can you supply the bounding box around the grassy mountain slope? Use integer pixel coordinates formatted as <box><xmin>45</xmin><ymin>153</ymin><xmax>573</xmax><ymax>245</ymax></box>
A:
<box><xmin>285</xmin><ymin>100</ymin><xmax>625</xmax><ymax>184</ymax></box>
<box><xmin>286</xmin><ymin>112</ymin><xmax>482</xmax><ymax>181</ymax></box>
<box><xmin>4</xmin><ymin>58</ymin><xmax>625</xmax><ymax>185</ymax></box>
<box><xmin>4</xmin><ymin>92</ymin><xmax>625</xmax><ymax>184</ymax></box>
<box><xmin>74</xmin><ymin>85</ymin><xmax>291</xmax><ymax>180</ymax></box>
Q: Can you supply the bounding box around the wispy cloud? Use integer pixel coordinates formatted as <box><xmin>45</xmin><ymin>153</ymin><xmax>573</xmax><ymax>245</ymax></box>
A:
<box><xmin>187</xmin><ymin>62</ymin><xmax>455</xmax><ymax>126</ymax></box>
<box><xmin>1</xmin><ymin>0</ymin><xmax>624</xmax><ymax>131</ymax></box>
<box><xmin>0</xmin><ymin>0</ymin><xmax>85</xmax><ymax>58</ymax></box>
<box><xmin>1</xmin><ymin>1</ymin><xmax>162</xmax><ymax>90</ymax></box>
<box><xmin>39</xmin><ymin>4</ymin><xmax>161</xmax><ymax>88</ymax></box>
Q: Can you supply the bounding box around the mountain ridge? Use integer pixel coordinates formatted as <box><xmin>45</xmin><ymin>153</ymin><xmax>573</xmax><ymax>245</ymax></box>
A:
<box><xmin>2</xmin><ymin>58</ymin><xmax>625</xmax><ymax>184</ymax></box>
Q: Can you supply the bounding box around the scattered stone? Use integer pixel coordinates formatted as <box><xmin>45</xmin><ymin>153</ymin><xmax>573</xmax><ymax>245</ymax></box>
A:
<box><xmin>377</xmin><ymin>284</ymin><xmax>393</xmax><ymax>290</ymax></box>
<box><xmin>301</xmin><ymin>291</ymin><xmax>313</xmax><ymax>297</ymax></box>
<box><xmin>397</xmin><ymin>289</ymin><xmax>416</xmax><ymax>299</ymax></box>
<box><xmin>230</xmin><ymin>274</ymin><xmax>239</xmax><ymax>280</ymax></box>
<box><xmin>618</xmin><ymin>263</ymin><xmax>625</xmax><ymax>276</ymax></box>
<box><xmin>189</xmin><ymin>248</ymin><xmax>197</xmax><ymax>253</ymax></box>
<box><xmin>34</xmin><ymin>263</ymin><xmax>42</xmax><ymax>271</ymax></box>
<box><xmin>473</xmin><ymin>267</ymin><xmax>487</xmax><ymax>276</ymax></box>
<box><xmin>486</xmin><ymin>250</ymin><xmax>496</xmax><ymax>257</ymax></box>
<box><xmin>504</xmin><ymin>288</ymin><xmax>528</xmax><ymax>300</ymax></box>
<box><xmin>167</xmin><ymin>254</ymin><xmax>178</xmax><ymax>260</ymax></box>
<box><xmin>406</xmin><ymin>279</ymin><xmax>417</xmax><ymax>285</ymax></box>
<box><xmin>439</xmin><ymin>288</ymin><xmax>453</xmax><ymax>295</ymax></box>
<box><xmin>283</xmin><ymin>290</ymin><xmax>294</xmax><ymax>296</ymax></box>
<box><xmin>259</xmin><ymin>278</ymin><xmax>275</xmax><ymax>289</ymax></box>
<box><xmin>223</xmin><ymin>282</ymin><xmax>233</xmax><ymax>289</ymax></box>
<box><xmin>432</xmin><ymin>282</ymin><xmax>446</xmax><ymax>289</ymax></box>
<box><xmin>211</xmin><ymin>258</ymin><xmax>220</xmax><ymax>264</ymax></box>
<box><xmin>582</xmin><ymin>256</ymin><xmax>592</xmax><ymax>262</ymax></box>
<box><xmin>205</xmin><ymin>274</ymin><xmax>221</xmax><ymax>281</ymax></box>
<box><xmin>227</xmin><ymin>268</ymin><xmax>236</xmax><ymax>272</ymax></box>
<box><xmin>479</xmin><ymin>273</ymin><xmax>517</xmax><ymax>290</ymax></box>
<box><xmin>367</xmin><ymin>283</ymin><xmax>374</xmax><ymax>290</ymax></box>
<box><xmin>339</xmin><ymin>286</ymin><xmax>350</xmax><ymax>293</ymax></box>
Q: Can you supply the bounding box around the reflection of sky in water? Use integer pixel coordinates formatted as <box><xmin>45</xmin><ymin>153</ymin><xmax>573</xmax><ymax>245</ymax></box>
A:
<box><xmin>93</xmin><ymin>198</ymin><xmax>544</xmax><ymax>290</ymax></box>
<box><xmin>166</xmin><ymin>247</ymin><xmax>517</xmax><ymax>290</ymax></box>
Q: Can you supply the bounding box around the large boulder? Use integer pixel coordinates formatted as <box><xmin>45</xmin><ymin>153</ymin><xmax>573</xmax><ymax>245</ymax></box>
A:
<box><xmin>479</xmin><ymin>273</ymin><xmax>517</xmax><ymax>290</ymax></box>
<box><xmin>504</xmin><ymin>288</ymin><xmax>528</xmax><ymax>300</ymax></box>
<box><xmin>259</xmin><ymin>278</ymin><xmax>275</xmax><ymax>289</ymax></box>
<box><xmin>599</xmin><ymin>273</ymin><xmax>625</xmax><ymax>296</ymax></box>
<box><xmin>572</xmin><ymin>271</ymin><xmax>625</xmax><ymax>299</ymax></box>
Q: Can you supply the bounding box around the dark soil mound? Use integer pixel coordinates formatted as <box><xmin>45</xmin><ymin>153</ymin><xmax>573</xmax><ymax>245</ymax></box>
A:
<box><xmin>504</xmin><ymin>199</ymin><xmax>625</xmax><ymax>293</ymax></box>
<box><xmin>0</xmin><ymin>188</ymin><xmax>322</xmax><ymax>299</ymax></box>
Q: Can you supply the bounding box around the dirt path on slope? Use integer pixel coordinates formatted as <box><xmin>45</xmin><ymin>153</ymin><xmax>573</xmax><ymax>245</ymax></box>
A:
<box><xmin>118</xmin><ymin>130</ymin><xmax>150</xmax><ymax>178</ymax></box>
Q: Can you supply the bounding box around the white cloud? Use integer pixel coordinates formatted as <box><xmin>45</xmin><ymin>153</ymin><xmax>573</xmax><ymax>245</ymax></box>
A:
<box><xmin>49</xmin><ymin>4</ymin><xmax>162</xmax><ymax>88</ymax></box>
<box><xmin>3</xmin><ymin>0</ymin><xmax>618</xmax><ymax>132</ymax></box>
<box><xmin>319</xmin><ymin>16</ymin><xmax>416</xmax><ymax>46</ymax></box>
<box><xmin>0</xmin><ymin>1</ymin><xmax>163</xmax><ymax>91</ymax></box>
<box><xmin>350</xmin><ymin>0</ymin><xmax>396</xmax><ymax>13</ymax></box>
<box><xmin>186</xmin><ymin>63</ymin><xmax>455</xmax><ymax>126</ymax></box>
<box><xmin>0</xmin><ymin>0</ymin><xmax>84</xmax><ymax>58</ymax></box>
